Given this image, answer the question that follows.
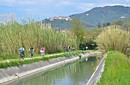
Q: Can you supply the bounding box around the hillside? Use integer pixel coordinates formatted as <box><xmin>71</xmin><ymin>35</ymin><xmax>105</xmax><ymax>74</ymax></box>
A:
<box><xmin>43</xmin><ymin>5</ymin><xmax>130</xmax><ymax>29</ymax></box>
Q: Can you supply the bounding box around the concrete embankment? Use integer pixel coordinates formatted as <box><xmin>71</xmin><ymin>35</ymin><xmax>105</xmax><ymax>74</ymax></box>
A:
<box><xmin>0</xmin><ymin>52</ymin><xmax>101</xmax><ymax>84</ymax></box>
<box><xmin>86</xmin><ymin>53</ymin><xmax>107</xmax><ymax>85</ymax></box>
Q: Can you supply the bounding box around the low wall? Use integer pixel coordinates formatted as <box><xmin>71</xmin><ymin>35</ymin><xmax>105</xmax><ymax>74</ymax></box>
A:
<box><xmin>86</xmin><ymin>53</ymin><xmax>107</xmax><ymax>85</ymax></box>
<box><xmin>0</xmin><ymin>52</ymin><xmax>101</xmax><ymax>84</ymax></box>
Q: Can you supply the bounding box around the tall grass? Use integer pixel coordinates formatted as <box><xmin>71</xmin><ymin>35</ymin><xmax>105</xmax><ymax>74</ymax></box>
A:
<box><xmin>0</xmin><ymin>20</ymin><xmax>77</xmax><ymax>57</ymax></box>
<box><xmin>97</xmin><ymin>51</ymin><xmax>130</xmax><ymax>85</ymax></box>
<box><xmin>0</xmin><ymin>51</ymin><xmax>84</xmax><ymax>68</ymax></box>
<box><xmin>96</xmin><ymin>27</ymin><xmax>130</xmax><ymax>54</ymax></box>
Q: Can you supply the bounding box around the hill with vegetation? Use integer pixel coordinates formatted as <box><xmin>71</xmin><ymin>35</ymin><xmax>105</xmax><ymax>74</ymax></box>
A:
<box><xmin>43</xmin><ymin>5</ymin><xmax>130</xmax><ymax>29</ymax></box>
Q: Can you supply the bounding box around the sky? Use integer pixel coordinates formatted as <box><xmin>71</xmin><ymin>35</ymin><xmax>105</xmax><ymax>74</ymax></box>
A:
<box><xmin>0</xmin><ymin>0</ymin><xmax>130</xmax><ymax>21</ymax></box>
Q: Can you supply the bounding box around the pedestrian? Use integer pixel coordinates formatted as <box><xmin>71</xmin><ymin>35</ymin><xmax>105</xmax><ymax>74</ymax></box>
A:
<box><xmin>40</xmin><ymin>45</ymin><xmax>45</xmax><ymax>56</ymax></box>
<box><xmin>71</xmin><ymin>46</ymin><xmax>75</xmax><ymax>51</ymax></box>
<box><xmin>68</xmin><ymin>45</ymin><xmax>71</xmax><ymax>52</ymax></box>
<box><xmin>29</xmin><ymin>46</ymin><xmax>34</xmax><ymax>58</ymax></box>
<box><xmin>63</xmin><ymin>46</ymin><xmax>67</xmax><ymax>52</ymax></box>
<box><xmin>19</xmin><ymin>45</ymin><xmax>25</xmax><ymax>60</ymax></box>
<box><xmin>86</xmin><ymin>46</ymin><xmax>88</xmax><ymax>50</ymax></box>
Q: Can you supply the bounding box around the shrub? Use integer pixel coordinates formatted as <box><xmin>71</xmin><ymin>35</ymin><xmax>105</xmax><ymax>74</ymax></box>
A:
<box><xmin>96</xmin><ymin>28</ymin><xmax>130</xmax><ymax>54</ymax></box>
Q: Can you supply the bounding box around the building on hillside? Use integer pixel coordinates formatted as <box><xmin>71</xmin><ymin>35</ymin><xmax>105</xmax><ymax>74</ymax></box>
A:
<box><xmin>49</xmin><ymin>16</ymin><xmax>72</xmax><ymax>21</ymax></box>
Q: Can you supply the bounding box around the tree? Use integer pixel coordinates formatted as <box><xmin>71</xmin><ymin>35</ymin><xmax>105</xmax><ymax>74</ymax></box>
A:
<box><xmin>70</xmin><ymin>19</ymin><xmax>85</xmax><ymax>48</ymax></box>
<box><xmin>106</xmin><ymin>22</ymin><xmax>111</xmax><ymax>26</ymax></box>
<box><xmin>98</xmin><ymin>23</ymin><xmax>101</xmax><ymax>28</ymax></box>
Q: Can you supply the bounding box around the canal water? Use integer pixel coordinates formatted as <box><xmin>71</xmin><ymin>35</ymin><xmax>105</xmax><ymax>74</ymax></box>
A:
<box><xmin>6</xmin><ymin>57</ymin><xmax>99</xmax><ymax>85</ymax></box>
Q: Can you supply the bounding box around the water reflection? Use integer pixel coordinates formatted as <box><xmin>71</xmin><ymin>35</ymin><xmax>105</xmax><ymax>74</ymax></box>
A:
<box><xmin>7</xmin><ymin>59</ymin><xmax>99</xmax><ymax>85</ymax></box>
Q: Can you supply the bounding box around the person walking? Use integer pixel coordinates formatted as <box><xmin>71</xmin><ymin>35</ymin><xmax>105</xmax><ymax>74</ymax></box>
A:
<box><xmin>29</xmin><ymin>46</ymin><xmax>34</xmax><ymax>58</ymax></box>
<box><xmin>68</xmin><ymin>45</ymin><xmax>71</xmax><ymax>52</ymax></box>
<box><xmin>40</xmin><ymin>45</ymin><xmax>45</xmax><ymax>56</ymax></box>
<box><xmin>71</xmin><ymin>46</ymin><xmax>75</xmax><ymax>51</ymax></box>
<box><xmin>86</xmin><ymin>46</ymin><xmax>88</xmax><ymax>50</ymax></box>
<box><xmin>63</xmin><ymin>46</ymin><xmax>67</xmax><ymax>52</ymax></box>
<box><xmin>19</xmin><ymin>46</ymin><xmax>25</xmax><ymax>60</ymax></box>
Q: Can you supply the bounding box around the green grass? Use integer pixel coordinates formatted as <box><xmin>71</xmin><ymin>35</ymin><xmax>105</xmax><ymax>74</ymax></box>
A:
<box><xmin>0</xmin><ymin>51</ymin><xmax>84</xmax><ymax>68</ymax></box>
<box><xmin>0</xmin><ymin>50</ymin><xmax>86</xmax><ymax>61</ymax></box>
<box><xmin>0</xmin><ymin>53</ymin><xmax>43</xmax><ymax>61</ymax></box>
<box><xmin>97</xmin><ymin>51</ymin><xmax>130</xmax><ymax>85</ymax></box>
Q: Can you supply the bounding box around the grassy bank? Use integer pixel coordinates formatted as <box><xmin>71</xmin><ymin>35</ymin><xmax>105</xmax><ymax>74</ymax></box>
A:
<box><xmin>0</xmin><ymin>50</ymin><xmax>85</xmax><ymax>68</ymax></box>
<box><xmin>97</xmin><ymin>51</ymin><xmax>130</xmax><ymax>85</ymax></box>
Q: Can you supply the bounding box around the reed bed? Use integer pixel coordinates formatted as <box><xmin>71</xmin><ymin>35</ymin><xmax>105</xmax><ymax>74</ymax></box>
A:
<box><xmin>0</xmin><ymin>20</ymin><xmax>77</xmax><ymax>58</ymax></box>
<box><xmin>96</xmin><ymin>27</ymin><xmax>130</xmax><ymax>54</ymax></box>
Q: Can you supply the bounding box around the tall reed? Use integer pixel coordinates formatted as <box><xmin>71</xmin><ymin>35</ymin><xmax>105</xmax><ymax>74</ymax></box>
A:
<box><xmin>0</xmin><ymin>20</ymin><xmax>77</xmax><ymax>56</ymax></box>
<box><xmin>96</xmin><ymin>26</ymin><xmax>130</xmax><ymax>54</ymax></box>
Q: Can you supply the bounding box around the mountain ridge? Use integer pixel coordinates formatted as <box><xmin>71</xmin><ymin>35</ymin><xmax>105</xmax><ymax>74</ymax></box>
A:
<box><xmin>43</xmin><ymin>5</ymin><xmax>130</xmax><ymax>29</ymax></box>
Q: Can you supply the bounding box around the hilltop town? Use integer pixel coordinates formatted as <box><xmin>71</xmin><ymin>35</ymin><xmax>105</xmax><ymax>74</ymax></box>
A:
<box><xmin>49</xmin><ymin>16</ymin><xmax>72</xmax><ymax>21</ymax></box>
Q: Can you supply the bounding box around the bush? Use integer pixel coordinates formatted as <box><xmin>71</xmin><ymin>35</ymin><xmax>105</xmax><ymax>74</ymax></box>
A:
<box><xmin>96</xmin><ymin>28</ymin><xmax>130</xmax><ymax>54</ymax></box>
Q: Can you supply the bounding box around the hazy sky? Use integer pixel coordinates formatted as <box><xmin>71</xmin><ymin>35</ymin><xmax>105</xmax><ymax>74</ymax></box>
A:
<box><xmin>0</xmin><ymin>0</ymin><xmax>130</xmax><ymax>20</ymax></box>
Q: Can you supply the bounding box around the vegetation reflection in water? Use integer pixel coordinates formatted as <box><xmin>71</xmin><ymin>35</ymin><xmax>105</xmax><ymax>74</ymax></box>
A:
<box><xmin>11</xmin><ymin>58</ymin><xmax>99</xmax><ymax>85</ymax></box>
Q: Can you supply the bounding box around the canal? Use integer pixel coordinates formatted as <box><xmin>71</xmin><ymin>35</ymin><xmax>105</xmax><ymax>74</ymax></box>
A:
<box><xmin>5</xmin><ymin>57</ymin><xmax>100</xmax><ymax>85</ymax></box>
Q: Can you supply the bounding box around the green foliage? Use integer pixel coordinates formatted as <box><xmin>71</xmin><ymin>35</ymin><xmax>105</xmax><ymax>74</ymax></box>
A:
<box><xmin>43</xmin><ymin>6</ymin><xmax>130</xmax><ymax>29</ymax></box>
<box><xmin>70</xmin><ymin>19</ymin><xmax>86</xmax><ymax>47</ymax></box>
<box><xmin>96</xmin><ymin>27</ymin><xmax>130</xmax><ymax>54</ymax></box>
<box><xmin>85</xmin><ymin>41</ymin><xmax>97</xmax><ymax>50</ymax></box>
<box><xmin>44</xmin><ymin>19</ymin><xmax>71</xmax><ymax>30</ymax></box>
<box><xmin>0</xmin><ymin>54</ymin><xmax>18</xmax><ymax>60</ymax></box>
<box><xmin>97</xmin><ymin>51</ymin><xmax>130</xmax><ymax>85</ymax></box>
<box><xmin>0</xmin><ymin>20</ymin><xmax>77</xmax><ymax>56</ymax></box>
<box><xmin>79</xmin><ymin>28</ymin><xmax>102</xmax><ymax>50</ymax></box>
<box><xmin>71</xmin><ymin>5</ymin><xmax>130</xmax><ymax>27</ymax></box>
<box><xmin>0</xmin><ymin>51</ymin><xmax>83</xmax><ymax>68</ymax></box>
<box><xmin>112</xmin><ymin>19</ymin><xmax>130</xmax><ymax>31</ymax></box>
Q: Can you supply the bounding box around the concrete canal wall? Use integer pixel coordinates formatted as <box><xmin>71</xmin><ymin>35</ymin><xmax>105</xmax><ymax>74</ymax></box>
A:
<box><xmin>0</xmin><ymin>52</ymin><xmax>101</xmax><ymax>84</ymax></box>
<box><xmin>86</xmin><ymin>53</ymin><xmax>107</xmax><ymax>85</ymax></box>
